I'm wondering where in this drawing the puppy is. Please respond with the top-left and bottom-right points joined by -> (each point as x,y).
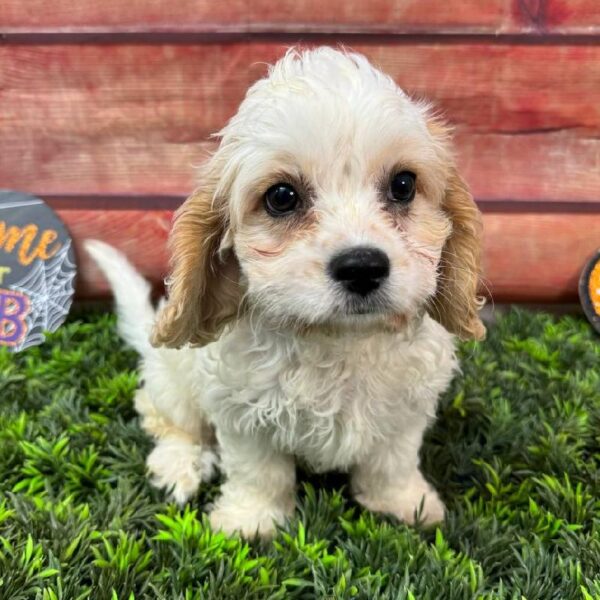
87,47 -> 485,538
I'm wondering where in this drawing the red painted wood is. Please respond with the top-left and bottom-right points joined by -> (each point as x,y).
2,44 -> 599,202
454,132 -> 600,203
60,209 -> 600,302
4,0 -> 598,34
545,0 -> 600,34
64,210 -> 172,296
0,0 -> 522,33
482,213 -> 600,301
5,133 -> 598,204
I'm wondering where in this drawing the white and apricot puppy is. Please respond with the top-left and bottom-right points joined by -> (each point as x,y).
88,47 -> 485,538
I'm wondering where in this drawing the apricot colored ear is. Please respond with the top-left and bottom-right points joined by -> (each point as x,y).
429,169 -> 486,341
152,181 -> 240,348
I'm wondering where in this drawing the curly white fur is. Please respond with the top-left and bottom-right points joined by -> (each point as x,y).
86,47 -> 484,538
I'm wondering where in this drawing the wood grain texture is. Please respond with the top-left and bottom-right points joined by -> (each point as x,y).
0,0 -> 523,34
61,209 -> 600,302
5,133 -> 599,204
454,132 -> 600,204
482,212 -> 600,301
2,43 -> 599,202
545,0 -> 600,34
64,210 -> 172,296
4,0 -> 599,34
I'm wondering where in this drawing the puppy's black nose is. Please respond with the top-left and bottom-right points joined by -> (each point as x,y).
329,246 -> 390,296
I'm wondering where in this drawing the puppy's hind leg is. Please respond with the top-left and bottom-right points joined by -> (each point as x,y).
135,386 -> 217,505
84,240 -> 215,504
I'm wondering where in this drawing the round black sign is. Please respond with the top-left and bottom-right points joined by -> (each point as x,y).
0,191 -> 76,351
579,249 -> 600,335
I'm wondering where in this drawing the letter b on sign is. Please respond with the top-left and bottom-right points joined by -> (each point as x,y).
0,289 -> 30,347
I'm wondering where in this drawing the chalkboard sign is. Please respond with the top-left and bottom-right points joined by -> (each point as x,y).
0,191 -> 76,351
579,250 -> 600,334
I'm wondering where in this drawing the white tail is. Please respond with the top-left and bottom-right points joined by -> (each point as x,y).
84,240 -> 156,354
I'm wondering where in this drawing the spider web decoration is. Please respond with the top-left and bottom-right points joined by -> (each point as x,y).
10,241 -> 76,351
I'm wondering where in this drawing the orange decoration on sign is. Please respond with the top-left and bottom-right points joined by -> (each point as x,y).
0,222 -> 62,266
588,261 -> 600,317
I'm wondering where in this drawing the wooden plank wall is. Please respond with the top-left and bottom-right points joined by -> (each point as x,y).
1,0 -> 599,302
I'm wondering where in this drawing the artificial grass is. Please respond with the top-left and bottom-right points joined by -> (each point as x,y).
0,309 -> 599,599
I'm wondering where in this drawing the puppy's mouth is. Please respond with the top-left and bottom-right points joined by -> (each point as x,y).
338,292 -> 391,317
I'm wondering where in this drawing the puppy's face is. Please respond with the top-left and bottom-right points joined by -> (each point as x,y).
152,49 -> 485,347
230,72 -> 451,329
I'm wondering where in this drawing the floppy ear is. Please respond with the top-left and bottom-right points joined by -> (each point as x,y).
151,167 -> 241,348
429,168 -> 486,341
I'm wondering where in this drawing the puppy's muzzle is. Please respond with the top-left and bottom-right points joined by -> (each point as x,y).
329,246 -> 390,297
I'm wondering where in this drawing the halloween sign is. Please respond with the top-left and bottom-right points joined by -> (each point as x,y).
580,250 -> 600,334
0,191 -> 76,351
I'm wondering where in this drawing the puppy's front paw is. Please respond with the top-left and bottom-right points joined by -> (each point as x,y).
146,435 -> 217,505
396,486 -> 445,525
356,472 -> 445,525
209,492 -> 294,539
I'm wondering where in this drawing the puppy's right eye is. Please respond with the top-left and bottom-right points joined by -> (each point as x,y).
388,171 -> 416,204
264,184 -> 299,216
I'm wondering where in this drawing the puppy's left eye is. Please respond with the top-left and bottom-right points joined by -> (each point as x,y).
388,171 -> 416,203
264,184 -> 300,217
